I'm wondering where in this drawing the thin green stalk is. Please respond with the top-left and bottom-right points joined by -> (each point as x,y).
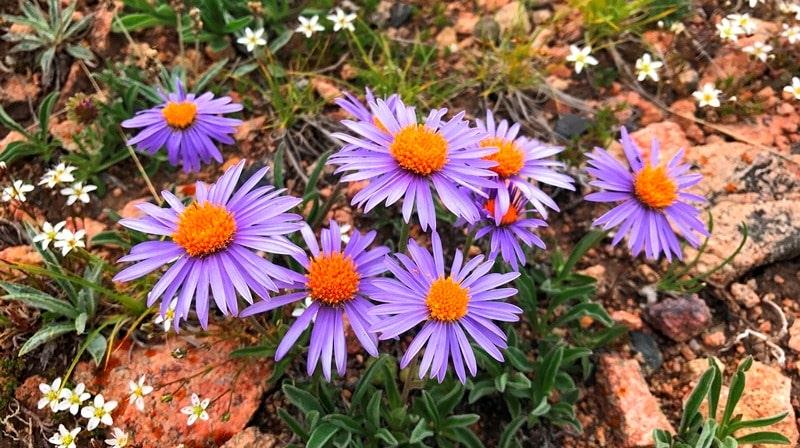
398,221 -> 410,253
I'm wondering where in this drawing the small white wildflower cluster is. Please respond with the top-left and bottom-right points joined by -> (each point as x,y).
39,375 -> 154,447
692,83 -> 723,108
39,162 -> 97,206
180,393 -> 211,426
717,13 -> 757,42
33,221 -> 86,256
295,6 -> 357,38
1,180 -> 34,202
634,53 -> 664,82
566,45 -> 598,74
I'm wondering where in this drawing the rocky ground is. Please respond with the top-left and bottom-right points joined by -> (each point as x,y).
2,0 -> 800,447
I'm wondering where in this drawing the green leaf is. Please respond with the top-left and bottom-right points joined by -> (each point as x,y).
0,141 -> 41,163
447,426 -> 484,448
498,415 -> 526,448
652,429 -> 672,448
530,397 -> 551,417
232,62 -> 258,77
85,333 -> 107,365
420,391 -> 440,426
273,142 -> 286,188
533,345 -> 563,403
0,103 -> 29,135
0,281 -> 78,318
365,390 -> 382,428
727,412 -> 789,435
322,414 -> 361,434
90,230 -> 131,249
409,418 -> 433,444
65,44 -> 95,62
222,16 -> 252,33
468,380 -> 496,404
19,322 -> 74,356
495,372 -> 508,393
194,58 -> 229,92
269,28 -> 292,53
735,431 -> 791,444
229,345 -> 274,358
279,408 -> 309,441
74,312 -> 87,334
374,428 -> 398,446
722,370 -> 746,427
303,150 -> 332,200
113,13 -> 170,32
352,355 -> 389,405
306,423 -> 339,448
559,230 -> 607,278
679,366 -> 715,434
40,46 -> 55,79
283,384 -> 324,414
444,414 -> 479,428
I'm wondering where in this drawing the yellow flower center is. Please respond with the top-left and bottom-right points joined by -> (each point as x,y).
484,198 -> 519,225
47,391 -> 58,400
94,408 -> 106,418
162,101 -> 197,129
633,164 -> 678,209
306,252 -> 360,305
62,435 -> 74,444
173,202 -> 237,257
426,277 -> 469,322
390,125 -> 448,176
481,137 -> 525,178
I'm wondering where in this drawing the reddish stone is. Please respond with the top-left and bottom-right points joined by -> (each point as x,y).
646,295 -> 711,342
14,374 -> 49,417
73,334 -> 271,448
119,198 -> 150,220
598,354 -> 674,447
221,427 -> 278,448
610,310 -> 643,331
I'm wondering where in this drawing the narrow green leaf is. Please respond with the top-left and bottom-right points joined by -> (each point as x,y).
194,58 -> 229,92
735,431 -> 791,444
283,384 -> 324,414
303,150 -> 332,199
0,281 -> 78,317
85,333 -> 107,365
19,322 -> 74,356
498,415 -> 526,448
409,418 -> 433,444
679,367 -> 715,434
306,423 -> 339,448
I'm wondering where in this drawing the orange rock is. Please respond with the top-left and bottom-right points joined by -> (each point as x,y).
0,131 -> 26,154
0,75 -> 40,104
669,99 -> 704,143
455,12 -> 479,34
73,335 -> 271,448
311,77 -> 342,102
66,217 -> 107,243
435,26 -> 458,49
700,49 -> 765,86
221,427 -> 278,448
234,116 -> 266,141
119,197 -> 150,220
0,245 -> 43,267
610,310 -> 643,331
598,355 -> 674,446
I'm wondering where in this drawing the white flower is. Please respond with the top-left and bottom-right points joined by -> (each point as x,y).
53,229 -> 86,256
105,427 -> 130,447
180,393 -> 210,426
294,16 -> 325,38
670,22 -> 686,34
153,298 -> 177,332
716,18 -> 743,42
60,182 -> 97,206
1,180 -> 34,202
748,0 -> 762,6
743,41 -> 772,62
128,375 -> 153,412
565,45 -> 598,74
80,394 -> 117,430
692,83 -> 722,108
295,15 -> 325,38
727,13 -> 757,35
33,221 -> 67,250
48,424 -> 81,448
38,377 -> 68,412
326,8 -> 357,32
782,24 -> 800,44
635,53 -> 663,82
236,27 -> 266,52
57,382 -> 90,415
39,163 -> 77,188
784,76 -> 800,99
791,3 -> 800,20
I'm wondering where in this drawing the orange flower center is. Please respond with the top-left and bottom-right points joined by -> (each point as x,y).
426,277 -> 469,321
481,137 -> 525,178
633,164 -> 678,209
484,198 -> 519,225
173,202 -> 237,257
162,101 -> 197,129
390,125 -> 448,176
306,252 -> 360,305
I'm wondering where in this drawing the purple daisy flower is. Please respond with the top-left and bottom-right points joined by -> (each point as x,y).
475,111 -> 575,223
335,87 -> 399,126
113,160 -> 305,329
472,187 -> 547,270
585,127 -> 708,261
330,99 -> 497,230
121,78 -> 243,173
370,233 -> 521,383
241,220 -> 389,381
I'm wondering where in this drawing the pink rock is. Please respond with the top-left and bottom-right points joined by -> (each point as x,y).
73,334 -> 271,448
221,427 -> 279,448
646,295 -> 711,342
119,198 -> 150,220
598,354 -> 674,447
